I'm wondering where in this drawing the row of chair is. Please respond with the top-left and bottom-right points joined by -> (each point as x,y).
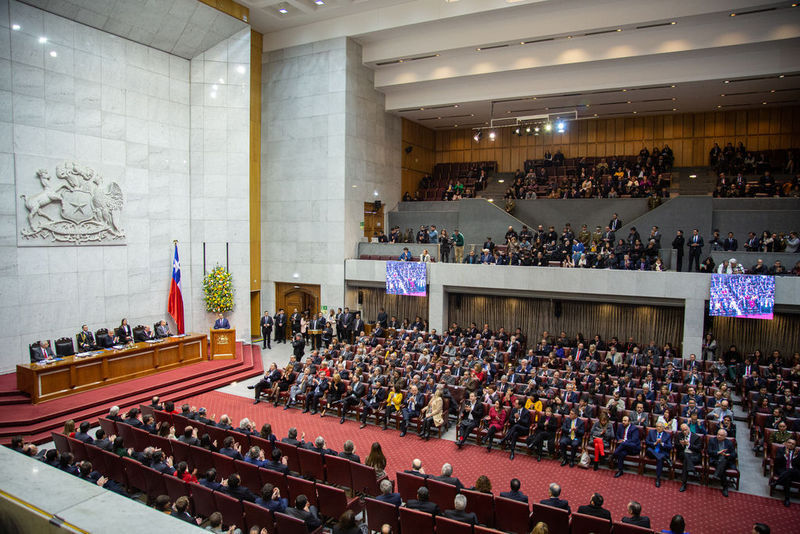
29,323 -> 169,359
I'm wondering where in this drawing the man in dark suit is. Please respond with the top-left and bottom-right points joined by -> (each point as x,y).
134,325 -> 154,342
341,374 -> 366,424
222,473 -> 256,502
338,440 -> 360,463
645,421 -> 672,487
31,340 -> 56,362
281,427 -> 305,447
621,501 -> 651,528
613,415 -> 641,478
178,426 -> 200,447
155,320 -> 171,338
540,483 -> 570,513
500,478 -> 528,503
434,463 -> 464,490
260,310 -> 273,349
404,458 -> 428,478
116,319 -> 133,343
352,312 -> 365,338
559,408 -> 585,467
609,213 -> 622,231
76,325 -> 96,351
708,428 -> 737,497
285,494 -> 322,531
200,468 -> 223,490
770,438 -> 800,506
405,487 -> 439,515
376,478 -> 402,506
360,381 -> 387,428
456,392 -> 484,447
274,308 -> 287,343
290,308 -> 301,336
687,228 -> 704,272
724,232 -> 738,251
123,408 -> 144,428
304,371 -> 329,414
93,429 -> 113,451
443,494 -> 478,525
306,436 -> 337,457
253,363 -> 283,405
151,450 -> 176,475
265,448 -> 289,475
499,398 -> 530,460
672,230 -> 685,272
677,423 -> 703,492
219,436 -> 244,460
213,313 -> 230,329
400,385 -> 425,437
341,307 -> 354,343
577,493 -> 612,521
74,422 -> 94,443
376,308 -> 388,329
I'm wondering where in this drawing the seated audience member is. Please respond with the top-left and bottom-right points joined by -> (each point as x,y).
76,325 -> 97,351
769,438 -> 799,507
285,494 -> 322,531
223,473 -> 257,502
338,440 -> 360,463
577,492 -> 611,521
171,496 -> 196,524
500,478 -> 528,503
621,500 -> 650,528
540,482 -> 570,512
265,447 -> 289,475
405,486 -> 440,515
134,325 -> 154,342
155,320 -> 171,338
74,422 -> 94,444
376,478 -> 402,506
256,483 -> 288,513
31,340 -> 56,362
665,514 -> 687,534
333,510 -> 363,534
117,318 -> 133,343
434,462 -> 464,490
200,468 -> 222,490
443,494 -> 478,525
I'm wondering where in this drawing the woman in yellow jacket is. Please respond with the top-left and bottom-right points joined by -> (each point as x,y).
419,388 -> 444,440
383,385 -> 403,430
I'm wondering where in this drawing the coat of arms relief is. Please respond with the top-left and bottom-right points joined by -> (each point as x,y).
19,162 -> 125,244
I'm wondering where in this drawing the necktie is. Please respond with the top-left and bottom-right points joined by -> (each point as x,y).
655,432 -> 662,453
570,420 -> 575,440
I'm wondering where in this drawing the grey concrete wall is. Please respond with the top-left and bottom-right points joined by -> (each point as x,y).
397,201 -> 459,212
712,211 -> 800,240
512,198 -> 650,233
388,210 -> 460,238
358,242 -> 440,260
709,251 -> 800,272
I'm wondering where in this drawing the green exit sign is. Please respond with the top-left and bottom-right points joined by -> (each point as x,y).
322,306 -> 328,311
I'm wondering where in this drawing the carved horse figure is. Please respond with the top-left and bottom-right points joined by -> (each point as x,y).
20,170 -> 62,231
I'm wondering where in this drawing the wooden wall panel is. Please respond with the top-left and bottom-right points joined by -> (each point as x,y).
402,118 -> 436,194
431,107 -> 799,171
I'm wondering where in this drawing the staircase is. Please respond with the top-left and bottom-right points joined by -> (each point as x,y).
0,342 -> 264,444
476,171 -> 514,200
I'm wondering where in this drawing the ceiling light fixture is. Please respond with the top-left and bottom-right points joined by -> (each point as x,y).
779,74 -> 785,78
544,123 -> 552,132
49,50 -> 57,57
278,8 -> 288,14
724,80 -> 730,84
11,24 -> 20,31
315,0 -> 325,5
473,130 -> 482,142
488,131 -> 496,141
556,121 -> 566,132
38,36 -> 47,43
670,21 -> 677,25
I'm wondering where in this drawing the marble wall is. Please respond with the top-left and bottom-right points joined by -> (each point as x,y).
188,29 -> 251,339
0,1 -> 251,372
260,37 -> 400,315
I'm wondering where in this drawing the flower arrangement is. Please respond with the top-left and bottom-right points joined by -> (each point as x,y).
203,265 -> 234,313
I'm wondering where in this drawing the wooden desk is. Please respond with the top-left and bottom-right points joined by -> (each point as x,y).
16,334 -> 207,404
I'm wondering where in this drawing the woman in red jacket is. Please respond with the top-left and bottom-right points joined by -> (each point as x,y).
480,399 -> 507,452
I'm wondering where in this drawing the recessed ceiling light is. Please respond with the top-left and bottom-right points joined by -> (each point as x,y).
724,80 -> 730,84
454,124 -> 458,127
616,28 -> 622,32
770,89 -> 775,93
779,74 -> 785,78
671,85 -> 676,88
671,97 -> 676,101
730,13 -> 736,17
622,89 -> 627,92
476,48 -> 481,51
454,104 -> 459,108
593,114 -> 598,117
236,65 -> 246,74
670,21 -> 677,25
717,105 -> 722,108
762,101 -> 767,105
672,108 -> 677,111
11,24 -> 20,31
315,0 -> 325,5
721,94 -> 726,96
38,36 -> 47,43
49,50 -> 57,57
567,36 -> 572,39
278,8 -> 288,14
632,111 -> 637,114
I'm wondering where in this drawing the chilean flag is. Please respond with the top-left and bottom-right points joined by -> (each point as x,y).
168,243 -> 185,334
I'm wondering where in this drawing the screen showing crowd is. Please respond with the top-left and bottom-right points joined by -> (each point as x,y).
709,273 -> 775,320
386,261 -> 427,297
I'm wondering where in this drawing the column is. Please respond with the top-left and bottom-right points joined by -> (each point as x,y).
428,282 -> 446,334
681,298 -> 705,359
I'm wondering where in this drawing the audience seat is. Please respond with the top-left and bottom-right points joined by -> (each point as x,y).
427,478 -> 459,512
212,452 -> 236,480
122,457 -> 148,494
277,442 -> 301,474
213,491 -> 245,529
287,475 -> 317,508
612,521 -> 655,534
55,337 -> 75,357
97,417 -> 117,438
99,449 -> 128,489
397,471 -> 426,503
259,467 -> 289,498
435,515 -> 473,534
366,498 -> 400,533
296,447 -> 326,481
399,507 -> 435,533
461,488 -> 494,527
243,500 -> 274,532
493,495 -> 530,533
249,435 -> 274,458
475,526 -> 506,534
275,511 -> 323,534
188,482 -> 217,518
67,437 -> 89,462
234,460 -> 262,493
531,503 -> 569,534
51,432 -> 70,454
570,511 -> 611,534
351,462 -> 385,497
170,439 -> 191,468
323,454 -> 353,490
316,483 -> 362,520
164,475 -> 191,506
142,465 -> 168,501
189,446 -> 215,476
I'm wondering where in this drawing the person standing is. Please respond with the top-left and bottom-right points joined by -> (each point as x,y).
672,230 -> 685,272
274,309 -> 287,344
260,310 -> 273,349
453,229 -> 465,264
687,228 -> 704,272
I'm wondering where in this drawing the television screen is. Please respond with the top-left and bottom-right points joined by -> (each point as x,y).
709,274 -> 775,320
386,261 -> 427,297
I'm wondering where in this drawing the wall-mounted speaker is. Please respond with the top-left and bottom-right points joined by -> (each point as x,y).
374,200 -> 381,211
405,146 -> 413,154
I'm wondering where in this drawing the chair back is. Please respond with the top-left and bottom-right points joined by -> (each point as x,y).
397,471 -> 426,503
259,467 -> 289,498
531,503 -> 569,534
189,445 -> 215,476
84,444 -> 107,475
51,432 -> 70,453
296,447 -> 326,481
612,521 -> 655,534
277,442 -> 301,474
399,507 -> 435,533
28,341 -> 42,361
213,491 -> 245,529
571,512 -> 612,534
287,475 -> 317,508
365,498 -> 400,533
97,417 -> 117,438
171,439 -> 191,467
435,515 -> 474,534
475,526 -> 506,534
212,452 -> 236,480
187,482 -> 216,518
427,478 -> 459,511
243,500 -> 275,532
55,337 -> 75,357
99,449 -> 128,488
67,437 -> 88,462
142,465 -> 168,500
234,460 -> 262,493
462,488 -> 494,527
323,454 -> 353,489
275,512 -> 321,534
249,435 -> 274,458
153,410 -> 173,427
122,457 -> 147,493
350,462 -> 382,496
150,434 -> 173,457
494,496 -> 531,534
316,483 -> 350,519
163,473 -> 190,503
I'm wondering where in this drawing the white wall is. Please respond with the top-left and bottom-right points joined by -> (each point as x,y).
0,1 -> 251,372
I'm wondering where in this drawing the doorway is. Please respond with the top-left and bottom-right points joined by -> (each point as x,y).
274,282 -> 321,341
363,201 -> 384,240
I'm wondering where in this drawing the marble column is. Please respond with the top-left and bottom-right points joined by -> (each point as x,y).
681,297 -> 705,359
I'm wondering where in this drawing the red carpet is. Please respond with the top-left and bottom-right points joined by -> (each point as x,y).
0,343 -> 263,444
180,390 -> 796,534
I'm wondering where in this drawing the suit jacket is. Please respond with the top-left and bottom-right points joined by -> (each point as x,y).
214,318 -> 231,329
117,325 -> 133,342
645,429 -> 672,452
274,313 -> 286,328
338,451 -> 360,463
134,329 -> 153,342
616,424 -> 641,448
707,437 -> 737,462
31,345 -> 56,362
405,393 -> 425,413
265,459 -> 289,475
434,475 -> 464,491
499,490 -> 528,503
540,497 -> 570,513
155,325 -> 170,338
724,238 -> 738,251
224,484 -> 257,502
200,478 -> 223,491
77,331 -> 96,349
376,492 -> 402,507
561,417 -> 585,439
285,506 -> 322,530
774,447 -> 800,475
577,504 -> 611,521
260,315 -> 273,332
676,432 -> 703,456
406,500 -> 439,515
444,509 -> 478,525
509,407 -> 531,429
74,431 -> 94,444
622,516 -> 651,528
461,401 -> 484,423
219,447 -> 244,461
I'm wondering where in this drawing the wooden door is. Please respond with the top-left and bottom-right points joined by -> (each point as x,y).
363,201 -> 384,239
274,282 -> 321,340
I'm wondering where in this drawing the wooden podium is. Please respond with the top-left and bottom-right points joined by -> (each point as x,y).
210,328 -> 236,360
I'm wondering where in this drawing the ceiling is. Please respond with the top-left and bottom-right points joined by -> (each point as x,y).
17,0 -> 248,59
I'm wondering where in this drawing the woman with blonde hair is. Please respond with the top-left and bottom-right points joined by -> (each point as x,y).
531,521 -> 549,534
63,419 -> 75,436
419,388 -> 443,440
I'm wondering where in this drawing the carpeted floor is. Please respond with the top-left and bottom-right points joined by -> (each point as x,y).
179,390 -> 796,534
